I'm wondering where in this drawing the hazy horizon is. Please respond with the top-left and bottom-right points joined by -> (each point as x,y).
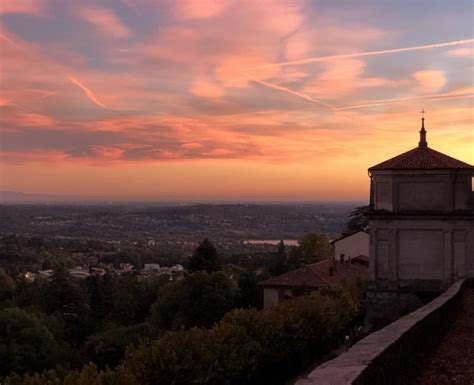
0,190 -> 367,205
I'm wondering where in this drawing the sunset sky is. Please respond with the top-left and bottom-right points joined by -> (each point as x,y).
0,0 -> 473,201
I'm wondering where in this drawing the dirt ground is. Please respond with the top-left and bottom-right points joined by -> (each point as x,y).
413,288 -> 474,385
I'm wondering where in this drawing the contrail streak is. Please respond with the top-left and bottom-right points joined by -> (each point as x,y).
248,39 -> 474,70
248,76 -> 335,109
68,76 -> 107,108
0,32 -> 18,46
334,90 -> 474,111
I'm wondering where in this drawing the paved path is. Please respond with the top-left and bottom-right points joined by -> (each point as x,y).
414,287 -> 474,385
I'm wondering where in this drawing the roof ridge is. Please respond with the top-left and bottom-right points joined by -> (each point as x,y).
369,145 -> 473,171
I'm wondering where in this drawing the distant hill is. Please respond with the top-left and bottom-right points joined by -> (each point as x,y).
0,191 -> 86,203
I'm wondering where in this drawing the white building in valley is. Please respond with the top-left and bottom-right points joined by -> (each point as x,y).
331,230 -> 369,263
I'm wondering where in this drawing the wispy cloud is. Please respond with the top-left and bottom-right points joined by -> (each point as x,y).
68,76 -> 107,108
79,6 -> 129,38
248,76 -> 335,109
334,89 -> 474,110
249,39 -> 474,70
0,32 -> 18,46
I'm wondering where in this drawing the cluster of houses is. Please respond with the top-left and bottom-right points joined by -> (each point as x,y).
23,263 -> 184,282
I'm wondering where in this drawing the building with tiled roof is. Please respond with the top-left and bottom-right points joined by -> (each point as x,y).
366,116 -> 474,324
259,259 -> 367,308
331,230 -> 369,263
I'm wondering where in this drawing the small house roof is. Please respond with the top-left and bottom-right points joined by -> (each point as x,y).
330,230 -> 368,244
258,259 -> 367,289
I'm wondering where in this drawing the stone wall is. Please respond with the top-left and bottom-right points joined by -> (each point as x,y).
294,279 -> 469,385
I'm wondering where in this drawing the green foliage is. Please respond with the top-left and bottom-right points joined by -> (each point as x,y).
150,271 -> 238,330
296,233 -> 332,264
3,364 -> 139,385
0,269 -> 15,302
5,280 -> 366,385
235,270 -> 260,309
85,323 -> 153,369
0,308 -> 63,377
188,238 -> 220,273
128,279 -> 366,385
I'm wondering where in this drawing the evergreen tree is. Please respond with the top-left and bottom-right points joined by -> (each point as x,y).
270,240 -> 287,276
346,205 -> 369,234
188,238 -> 220,273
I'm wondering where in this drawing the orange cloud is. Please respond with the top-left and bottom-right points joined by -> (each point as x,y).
79,6 -> 130,38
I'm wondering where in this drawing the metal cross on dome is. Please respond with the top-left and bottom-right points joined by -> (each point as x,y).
420,108 -> 427,118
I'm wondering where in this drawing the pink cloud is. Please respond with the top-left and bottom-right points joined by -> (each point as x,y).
173,0 -> 233,20
79,6 -> 130,38
190,77 -> 224,98
447,47 -> 474,57
0,0 -> 46,15
412,70 -> 446,93
301,58 -> 389,100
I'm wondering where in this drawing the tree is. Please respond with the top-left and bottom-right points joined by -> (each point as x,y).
188,238 -> 220,273
0,269 -> 15,302
346,205 -> 369,234
85,323 -> 152,369
0,308 -> 62,377
150,271 -> 237,330
41,268 -> 90,342
297,233 -> 332,264
270,241 -> 287,276
236,270 -> 260,309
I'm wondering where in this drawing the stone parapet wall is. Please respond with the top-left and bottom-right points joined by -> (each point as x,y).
294,279 -> 468,385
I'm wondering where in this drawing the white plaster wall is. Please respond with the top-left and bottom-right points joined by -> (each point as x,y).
263,288 -> 280,309
370,218 -> 474,288
398,230 -> 444,280
334,232 -> 369,262
372,171 -> 473,213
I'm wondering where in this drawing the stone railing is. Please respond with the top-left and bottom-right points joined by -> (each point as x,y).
295,279 -> 468,385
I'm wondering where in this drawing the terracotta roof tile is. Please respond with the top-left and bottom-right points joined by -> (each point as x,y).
258,259 -> 367,289
369,146 -> 473,171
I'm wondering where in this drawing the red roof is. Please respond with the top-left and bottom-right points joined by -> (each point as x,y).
258,259 -> 367,289
369,146 -> 473,171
